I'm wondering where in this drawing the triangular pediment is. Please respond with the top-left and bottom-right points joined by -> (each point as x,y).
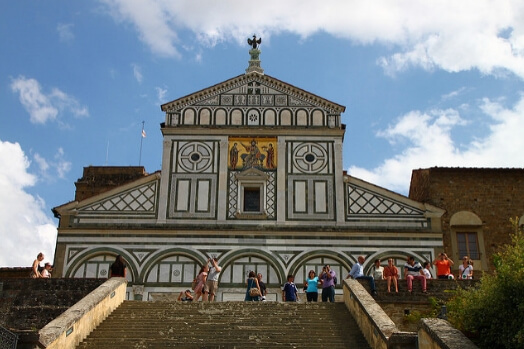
54,172 -> 161,219
161,73 -> 345,114
344,175 -> 445,218
234,167 -> 268,181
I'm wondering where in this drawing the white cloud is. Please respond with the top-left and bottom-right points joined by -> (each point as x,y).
348,94 -> 524,194
57,23 -> 75,42
54,147 -> 72,179
98,0 -> 524,79
441,87 -> 467,101
10,76 -> 58,124
155,86 -> 167,103
10,76 -> 89,124
132,63 -> 143,83
34,153 -> 50,172
99,0 -> 180,57
0,140 -> 57,267
33,148 -> 72,180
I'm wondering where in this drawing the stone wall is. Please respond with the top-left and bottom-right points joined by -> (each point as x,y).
0,277 -> 105,346
40,278 -> 127,349
357,279 -> 478,332
0,267 -> 32,278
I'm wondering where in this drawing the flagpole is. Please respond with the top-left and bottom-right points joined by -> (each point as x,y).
105,140 -> 109,165
139,121 -> 145,166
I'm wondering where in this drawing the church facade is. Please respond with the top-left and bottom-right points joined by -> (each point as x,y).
52,43 -> 445,301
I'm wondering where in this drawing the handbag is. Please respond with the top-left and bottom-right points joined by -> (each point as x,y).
191,279 -> 197,290
249,287 -> 261,297
248,278 -> 260,297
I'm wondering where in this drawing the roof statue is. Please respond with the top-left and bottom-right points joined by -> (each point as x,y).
246,35 -> 264,74
247,35 -> 262,49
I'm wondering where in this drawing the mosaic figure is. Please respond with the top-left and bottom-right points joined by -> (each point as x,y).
230,143 -> 239,169
241,139 -> 265,169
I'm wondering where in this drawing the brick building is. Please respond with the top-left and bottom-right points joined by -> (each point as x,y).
409,167 -> 524,273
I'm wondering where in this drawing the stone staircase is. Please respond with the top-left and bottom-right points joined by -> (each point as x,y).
78,301 -> 371,348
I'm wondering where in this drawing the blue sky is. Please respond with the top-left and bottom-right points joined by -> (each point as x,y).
1,1 -> 523,267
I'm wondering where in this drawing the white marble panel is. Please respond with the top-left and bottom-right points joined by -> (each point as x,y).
264,110 -> 276,125
147,265 -> 158,282
294,181 -> 307,212
85,263 -> 97,278
280,110 -> 292,125
184,264 -> 195,281
183,109 -> 195,125
176,180 -> 190,211
312,110 -> 324,126
172,263 -> 182,283
315,181 -> 327,213
197,180 -> 210,212
232,264 -> 243,283
297,109 -> 308,126
158,264 -> 170,282
231,109 -> 243,125
215,109 -> 226,125
199,108 -> 211,125
74,265 -> 85,278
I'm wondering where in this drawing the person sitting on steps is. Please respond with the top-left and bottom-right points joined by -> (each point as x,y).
404,256 -> 427,293
346,255 -> 378,296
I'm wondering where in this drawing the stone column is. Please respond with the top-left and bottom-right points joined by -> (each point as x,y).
132,284 -> 145,301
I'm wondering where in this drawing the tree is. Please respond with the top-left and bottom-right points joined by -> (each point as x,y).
447,217 -> 524,348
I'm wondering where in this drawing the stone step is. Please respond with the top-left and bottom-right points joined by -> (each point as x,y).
78,301 -> 371,348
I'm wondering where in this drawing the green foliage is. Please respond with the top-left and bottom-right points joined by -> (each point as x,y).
446,217 -> 524,348
404,297 -> 441,325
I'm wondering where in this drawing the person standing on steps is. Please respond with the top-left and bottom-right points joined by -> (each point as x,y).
245,271 -> 261,301
304,270 -> 320,302
257,273 -> 267,301
282,274 -> 298,302
319,264 -> 336,302
206,257 -> 222,302
109,255 -> 127,278
193,264 -> 209,302
30,252 -> 45,278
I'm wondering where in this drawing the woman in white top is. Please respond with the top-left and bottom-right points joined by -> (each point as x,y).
422,261 -> 433,279
370,259 -> 384,281
459,256 -> 474,279
41,263 -> 52,278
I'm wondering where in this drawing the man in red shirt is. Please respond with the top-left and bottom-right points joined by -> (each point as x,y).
433,252 -> 455,279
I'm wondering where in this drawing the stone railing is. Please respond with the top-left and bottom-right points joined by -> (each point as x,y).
343,279 -> 478,349
343,279 -> 417,349
38,278 -> 127,349
419,318 -> 477,349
